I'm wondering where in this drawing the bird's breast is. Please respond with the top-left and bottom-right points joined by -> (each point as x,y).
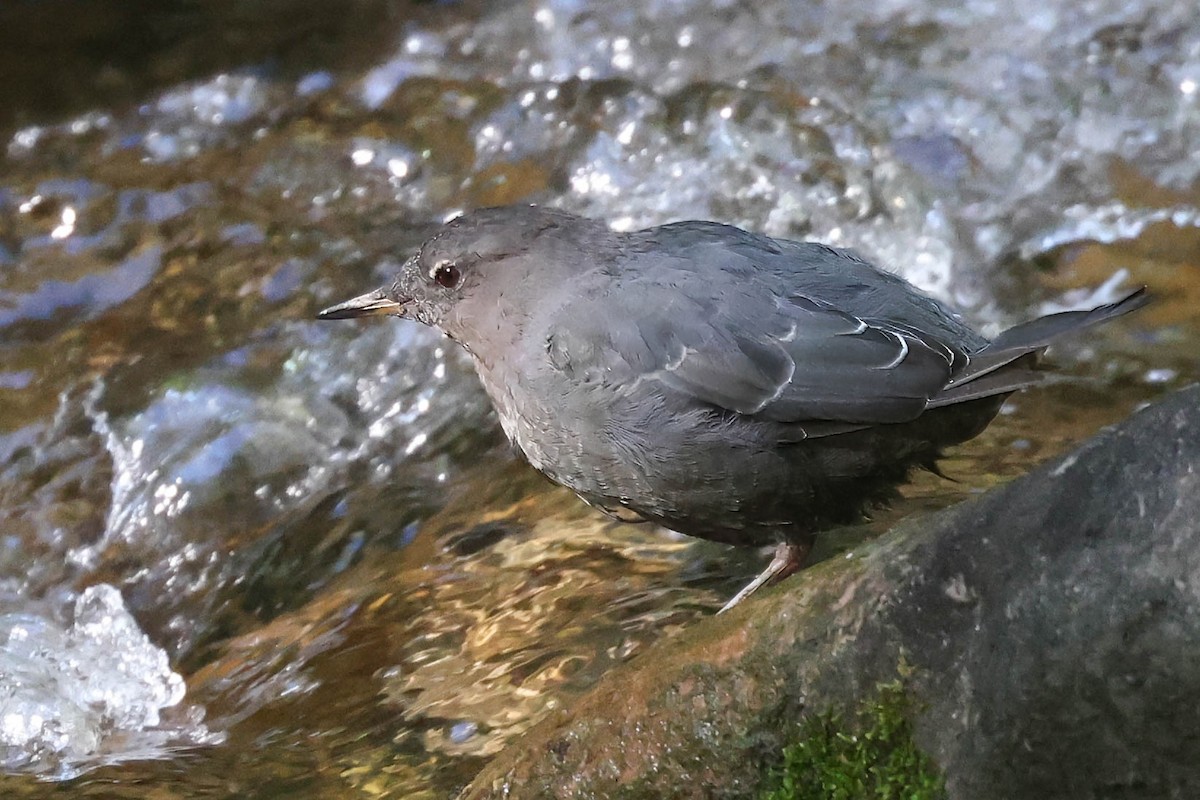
470,356 -> 557,472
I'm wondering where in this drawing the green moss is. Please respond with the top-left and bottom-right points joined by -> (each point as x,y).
759,681 -> 946,800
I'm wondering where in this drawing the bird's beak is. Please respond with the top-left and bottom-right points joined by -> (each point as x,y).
317,289 -> 405,320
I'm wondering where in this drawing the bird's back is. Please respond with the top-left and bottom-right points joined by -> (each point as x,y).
632,220 -> 989,352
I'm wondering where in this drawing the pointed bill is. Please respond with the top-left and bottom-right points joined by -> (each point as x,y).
317,289 -> 404,320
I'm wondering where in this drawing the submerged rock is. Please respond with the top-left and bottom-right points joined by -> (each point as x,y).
463,384 -> 1200,800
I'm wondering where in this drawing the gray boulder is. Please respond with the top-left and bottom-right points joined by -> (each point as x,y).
462,384 -> 1200,800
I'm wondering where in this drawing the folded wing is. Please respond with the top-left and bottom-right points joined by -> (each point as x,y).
544,228 -> 1146,439
546,269 -> 969,433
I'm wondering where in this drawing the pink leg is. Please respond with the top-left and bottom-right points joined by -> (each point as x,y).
718,539 -> 813,614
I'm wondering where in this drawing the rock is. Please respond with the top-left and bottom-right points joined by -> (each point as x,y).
461,384 -> 1200,800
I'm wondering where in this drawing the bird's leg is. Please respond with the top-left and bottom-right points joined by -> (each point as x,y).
718,537 -> 813,614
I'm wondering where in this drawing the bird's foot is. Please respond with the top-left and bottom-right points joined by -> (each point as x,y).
717,539 -> 812,614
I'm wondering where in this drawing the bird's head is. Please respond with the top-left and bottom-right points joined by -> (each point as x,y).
318,205 -> 605,343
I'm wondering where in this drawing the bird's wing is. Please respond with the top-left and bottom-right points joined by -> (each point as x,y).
545,269 -> 967,430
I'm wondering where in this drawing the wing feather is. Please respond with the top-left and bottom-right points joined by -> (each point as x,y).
546,265 -> 966,427
538,224 -> 1142,436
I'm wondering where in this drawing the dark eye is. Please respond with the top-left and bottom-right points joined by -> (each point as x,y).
432,261 -> 461,289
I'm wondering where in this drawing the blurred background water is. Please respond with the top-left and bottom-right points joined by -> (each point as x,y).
0,0 -> 1196,796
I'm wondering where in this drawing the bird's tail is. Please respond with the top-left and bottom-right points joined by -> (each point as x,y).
926,287 -> 1149,409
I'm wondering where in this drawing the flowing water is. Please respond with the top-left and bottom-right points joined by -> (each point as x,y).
0,0 -> 1197,796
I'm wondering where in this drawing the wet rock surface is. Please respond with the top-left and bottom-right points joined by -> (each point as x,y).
464,384 -> 1200,800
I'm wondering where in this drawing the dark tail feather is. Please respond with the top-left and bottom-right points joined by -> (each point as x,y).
987,287 -> 1150,351
930,287 -> 1149,407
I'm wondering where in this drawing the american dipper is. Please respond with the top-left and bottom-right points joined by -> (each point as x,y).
319,206 -> 1148,612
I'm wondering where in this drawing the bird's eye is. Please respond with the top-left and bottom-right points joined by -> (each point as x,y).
432,261 -> 461,289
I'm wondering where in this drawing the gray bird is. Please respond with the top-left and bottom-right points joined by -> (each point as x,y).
319,206 -> 1148,612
